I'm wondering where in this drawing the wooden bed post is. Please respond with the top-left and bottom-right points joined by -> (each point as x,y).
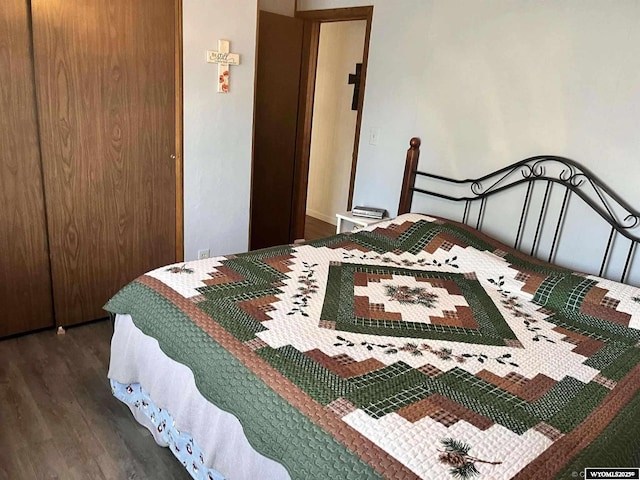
398,137 -> 421,214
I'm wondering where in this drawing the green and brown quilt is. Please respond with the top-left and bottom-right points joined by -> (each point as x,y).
105,214 -> 640,479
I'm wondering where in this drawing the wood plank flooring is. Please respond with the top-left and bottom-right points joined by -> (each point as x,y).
303,215 -> 335,241
0,320 -> 190,480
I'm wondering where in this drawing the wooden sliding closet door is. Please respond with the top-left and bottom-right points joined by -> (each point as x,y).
0,0 -> 55,337
31,0 -> 177,326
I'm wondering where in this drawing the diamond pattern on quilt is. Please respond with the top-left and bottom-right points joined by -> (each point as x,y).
504,339 -> 525,348
592,374 -> 617,389
191,294 -> 207,304
244,338 -> 268,351
236,296 -> 279,322
320,262 -> 518,345
318,320 -> 336,329
326,397 -> 357,417
533,422 -> 564,441
305,349 -> 385,378
417,363 -> 444,377
397,393 -> 494,430
203,265 -> 246,286
117,214 -> 640,480
475,370 -> 557,402
516,270 -> 550,295
553,326 -> 606,356
600,296 -> 620,309
261,253 -> 295,274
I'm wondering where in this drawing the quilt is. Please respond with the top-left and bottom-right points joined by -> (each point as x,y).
105,214 -> 640,479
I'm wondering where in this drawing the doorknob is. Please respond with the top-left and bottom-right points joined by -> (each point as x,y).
170,154 -> 176,159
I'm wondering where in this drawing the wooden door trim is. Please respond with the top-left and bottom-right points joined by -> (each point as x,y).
290,19 -> 319,241
290,6 -> 373,240
175,0 -> 184,262
347,9 -> 372,211
295,6 -> 372,22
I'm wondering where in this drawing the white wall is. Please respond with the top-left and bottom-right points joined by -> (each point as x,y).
298,0 -> 640,217
183,0 -> 257,260
306,20 -> 367,225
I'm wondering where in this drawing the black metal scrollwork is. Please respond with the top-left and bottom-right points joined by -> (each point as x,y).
415,156 -> 640,238
410,155 -> 640,283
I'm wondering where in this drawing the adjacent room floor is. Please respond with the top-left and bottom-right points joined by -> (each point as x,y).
303,215 -> 335,241
0,320 -> 189,480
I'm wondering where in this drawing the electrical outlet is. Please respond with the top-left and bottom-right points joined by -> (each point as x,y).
198,249 -> 210,260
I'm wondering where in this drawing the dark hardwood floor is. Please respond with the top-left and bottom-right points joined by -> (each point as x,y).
303,215 -> 335,241
0,320 -> 190,480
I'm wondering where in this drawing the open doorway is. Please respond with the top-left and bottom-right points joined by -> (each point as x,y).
303,20 -> 368,240
250,6 -> 372,250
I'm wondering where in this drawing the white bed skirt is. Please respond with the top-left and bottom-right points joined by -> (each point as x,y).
108,314 -> 290,480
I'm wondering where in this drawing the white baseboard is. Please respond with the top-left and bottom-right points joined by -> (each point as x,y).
306,208 -> 337,226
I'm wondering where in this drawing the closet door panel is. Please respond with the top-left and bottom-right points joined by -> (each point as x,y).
32,0 -> 176,326
0,0 -> 54,337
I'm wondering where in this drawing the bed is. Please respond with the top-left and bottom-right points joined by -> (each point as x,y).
106,138 -> 640,479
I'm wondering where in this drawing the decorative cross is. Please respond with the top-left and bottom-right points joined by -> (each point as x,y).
347,63 -> 362,111
207,40 -> 240,93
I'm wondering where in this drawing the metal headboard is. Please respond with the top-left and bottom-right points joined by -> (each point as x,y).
398,137 -> 640,284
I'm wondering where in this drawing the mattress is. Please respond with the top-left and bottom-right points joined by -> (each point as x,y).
106,213 -> 640,479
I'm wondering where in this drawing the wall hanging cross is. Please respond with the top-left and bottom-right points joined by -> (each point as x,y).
207,40 -> 240,93
348,63 -> 362,110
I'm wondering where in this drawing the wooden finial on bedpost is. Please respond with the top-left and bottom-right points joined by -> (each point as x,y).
398,137 -> 421,215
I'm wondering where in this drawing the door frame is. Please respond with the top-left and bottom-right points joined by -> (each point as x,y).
290,6 -> 373,241
175,0 -> 185,261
